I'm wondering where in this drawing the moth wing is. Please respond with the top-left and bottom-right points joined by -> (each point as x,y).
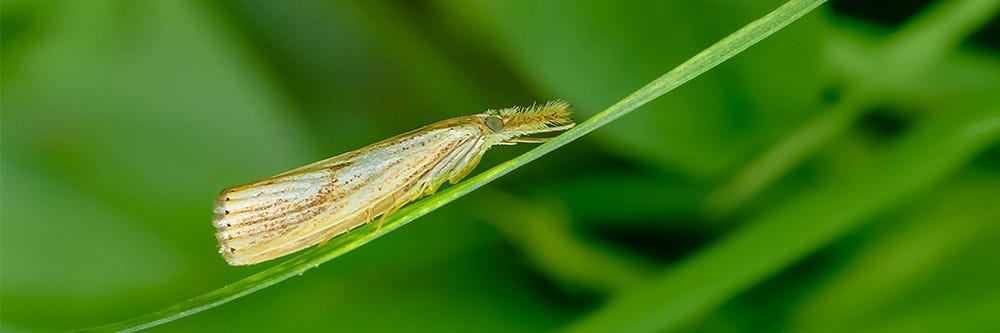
215,124 -> 487,265
213,151 -> 358,265
244,138 -> 477,261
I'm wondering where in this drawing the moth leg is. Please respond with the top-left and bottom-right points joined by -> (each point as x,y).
319,226 -> 350,247
503,137 -> 552,145
318,222 -> 344,246
364,206 -> 375,225
377,192 -> 409,231
319,230 -> 336,246
376,206 -> 396,231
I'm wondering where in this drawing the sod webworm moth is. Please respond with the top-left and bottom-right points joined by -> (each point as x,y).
213,101 -> 574,265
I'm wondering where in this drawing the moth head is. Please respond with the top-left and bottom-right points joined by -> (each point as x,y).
485,114 -> 505,132
482,100 -> 575,138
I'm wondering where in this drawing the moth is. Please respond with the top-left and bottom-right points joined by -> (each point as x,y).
213,101 -> 574,265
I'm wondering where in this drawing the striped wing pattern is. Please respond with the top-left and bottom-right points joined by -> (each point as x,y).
213,126 -> 485,265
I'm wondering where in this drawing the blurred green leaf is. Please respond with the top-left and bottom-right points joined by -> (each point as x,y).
704,0 -> 1000,216
564,103 -> 1000,332
546,174 -> 704,224
2,0 -> 311,329
788,170 -> 1000,332
470,190 -> 657,295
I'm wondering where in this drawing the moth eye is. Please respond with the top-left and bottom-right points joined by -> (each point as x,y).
485,116 -> 504,132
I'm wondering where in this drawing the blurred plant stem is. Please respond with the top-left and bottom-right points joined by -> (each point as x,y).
469,190 -> 656,295
787,170 -> 1000,332
703,0 -> 1000,218
565,101 -> 1000,333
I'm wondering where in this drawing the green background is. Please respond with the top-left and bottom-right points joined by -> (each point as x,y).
2,0 -> 998,332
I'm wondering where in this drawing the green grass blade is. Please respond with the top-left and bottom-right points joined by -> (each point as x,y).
77,0 -> 825,331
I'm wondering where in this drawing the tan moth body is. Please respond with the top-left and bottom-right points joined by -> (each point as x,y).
213,101 -> 574,265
